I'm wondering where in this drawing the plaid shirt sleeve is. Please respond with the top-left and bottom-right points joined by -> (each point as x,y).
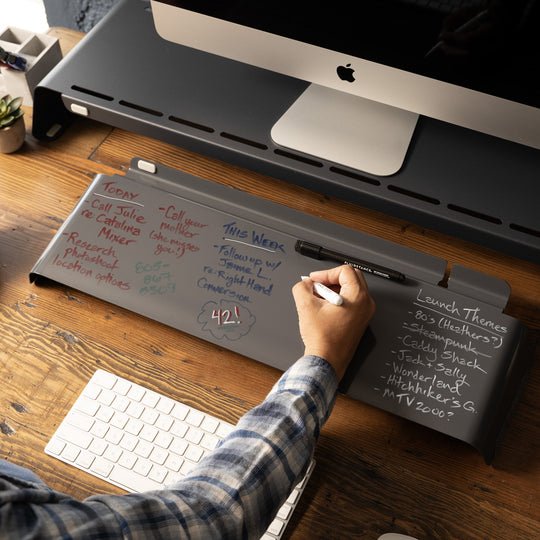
0,355 -> 338,539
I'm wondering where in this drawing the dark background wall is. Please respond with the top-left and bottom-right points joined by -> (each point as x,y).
43,0 -> 120,32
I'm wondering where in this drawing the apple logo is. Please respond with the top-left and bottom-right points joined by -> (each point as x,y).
337,63 -> 355,82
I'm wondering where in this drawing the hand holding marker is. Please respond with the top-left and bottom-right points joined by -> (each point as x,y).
301,276 -> 343,305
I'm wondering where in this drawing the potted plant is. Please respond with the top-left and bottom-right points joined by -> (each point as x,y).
0,95 -> 25,153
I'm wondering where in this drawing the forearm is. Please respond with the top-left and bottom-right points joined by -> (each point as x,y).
94,355 -> 338,539
1,355 -> 338,539
191,354 -> 339,537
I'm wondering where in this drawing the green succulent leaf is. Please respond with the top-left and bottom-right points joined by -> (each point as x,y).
7,97 -> 22,111
0,95 -> 24,128
0,115 -> 15,127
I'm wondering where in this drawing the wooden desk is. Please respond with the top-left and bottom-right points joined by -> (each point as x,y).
1,28 -> 539,540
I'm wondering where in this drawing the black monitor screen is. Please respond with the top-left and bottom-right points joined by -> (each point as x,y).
158,1 -> 539,109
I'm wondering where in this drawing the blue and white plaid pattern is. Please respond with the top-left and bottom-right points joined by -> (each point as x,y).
0,356 -> 337,539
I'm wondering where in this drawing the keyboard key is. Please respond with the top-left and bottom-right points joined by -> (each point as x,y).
180,460 -> 196,475
133,458 -> 152,477
155,414 -> 173,432
267,518 -> 285,537
112,395 -> 130,413
91,457 -> 114,478
103,445 -> 122,463
46,438 -> 65,456
127,385 -> 145,402
76,451 -> 95,470
164,454 -> 183,472
105,426 -> 123,446
140,408 -> 159,425
185,427 -> 203,445
89,438 -> 107,456
66,411 -> 94,432
125,418 -> 143,436
85,382 -> 101,400
134,440 -> 153,459
170,421 -> 188,438
74,396 -> 100,417
156,396 -> 174,414
119,433 -> 138,452
97,389 -> 115,406
149,465 -> 168,484
155,431 -> 173,449
276,503 -> 292,520
201,416 -> 219,433
216,422 -> 234,439
150,447 -> 168,466
170,438 -> 188,456
118,452 -> 137,470
171,403 -> 189,420
96,405 -> 115,423
114,378 -> 131,396
186,410 -> 204,427
93,370 -> 116,389
110,465 -> 161,492
62,444 -> 80,462
140,424 -> 158,442
201,433 -> 220,451
56,423 -> 93,450
184,445 -> 204,463
126,401 -> 144,419
91,420 -> 109,439
110,411 -> 128,429
286,488 -> 300,505
142,391 -> 160,409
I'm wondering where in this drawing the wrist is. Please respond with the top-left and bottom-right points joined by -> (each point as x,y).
304,348 -> 346,381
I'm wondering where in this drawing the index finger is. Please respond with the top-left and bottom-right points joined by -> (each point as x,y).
309,265 -> 367,299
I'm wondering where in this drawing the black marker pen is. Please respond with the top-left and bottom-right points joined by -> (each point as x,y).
295,240 -> 406,283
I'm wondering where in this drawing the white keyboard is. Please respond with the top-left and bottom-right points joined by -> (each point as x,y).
45,369 -> 314,540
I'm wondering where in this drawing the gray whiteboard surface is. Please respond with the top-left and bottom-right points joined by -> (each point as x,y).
31,158 -> 530,463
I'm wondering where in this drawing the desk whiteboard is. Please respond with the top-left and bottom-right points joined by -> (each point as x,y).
31,159 -> 531,463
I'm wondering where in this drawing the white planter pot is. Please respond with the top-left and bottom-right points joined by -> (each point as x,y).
0,116 -> 25,153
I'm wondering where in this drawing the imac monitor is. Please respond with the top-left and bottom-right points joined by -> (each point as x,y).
150,1 -> 540,176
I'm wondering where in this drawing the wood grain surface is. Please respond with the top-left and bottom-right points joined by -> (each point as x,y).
0,28 -> 538,540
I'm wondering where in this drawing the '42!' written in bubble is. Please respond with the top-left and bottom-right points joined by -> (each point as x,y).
197,300 -> 256,341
